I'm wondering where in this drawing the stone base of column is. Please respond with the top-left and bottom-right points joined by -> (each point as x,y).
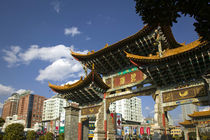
107,130 -> 115,140
64,105 -> 80,140
93,103 -> 105,140
93,129 -> 105,140
107,113 -> 115,140
153,125 -> 164,134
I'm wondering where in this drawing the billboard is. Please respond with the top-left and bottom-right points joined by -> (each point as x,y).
116,113 -> 122,136
59,111 -> 65,134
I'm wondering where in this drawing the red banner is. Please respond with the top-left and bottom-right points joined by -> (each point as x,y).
146,127 -> 150,135
140,127 -> 144,135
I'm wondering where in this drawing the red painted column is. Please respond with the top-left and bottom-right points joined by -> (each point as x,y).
78,122 -> 82,140
162,113 -> 166,135
104,120 -> 107,139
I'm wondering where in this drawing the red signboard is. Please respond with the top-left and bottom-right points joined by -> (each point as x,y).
146,127 -> 150,135
140,127 -> 144,135
113,70 -> 143,88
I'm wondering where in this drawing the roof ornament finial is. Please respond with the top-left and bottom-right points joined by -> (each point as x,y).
104,43 -> 109,48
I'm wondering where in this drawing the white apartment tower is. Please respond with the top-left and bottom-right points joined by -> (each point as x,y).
181,103 -> 198,120
42,95 -> 67,121
109,97 -> 143,122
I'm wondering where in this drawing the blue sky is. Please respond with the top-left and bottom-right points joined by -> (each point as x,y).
0,0 -> 202,121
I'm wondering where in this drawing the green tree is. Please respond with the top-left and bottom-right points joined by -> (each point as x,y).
134,0 -> 210,42
45,132 -> 54,140
3,123 -> 24,140
58,133 -> 64,140
38,135 -> 45,140
0,118 -> 5,127
26,130 -> 37,140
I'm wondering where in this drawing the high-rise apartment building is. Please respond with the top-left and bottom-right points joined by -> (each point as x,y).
109,97 -> 143,122
42,95 -> 67,121
181,104 -> 198,120
1,93 -> 20,120
17,93 -> 46,128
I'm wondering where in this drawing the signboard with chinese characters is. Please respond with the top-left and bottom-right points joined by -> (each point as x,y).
162,85 -> 206,103
113,69 -> 143,88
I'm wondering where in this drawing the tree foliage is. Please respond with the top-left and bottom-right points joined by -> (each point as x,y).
26,130 -> 37,140
45,132 -> 54,140
58,133 -> 64,140
3,123 -> 24,140
0,118 -> 5,127
134,0 -> 210,42
38,135 -> 45,140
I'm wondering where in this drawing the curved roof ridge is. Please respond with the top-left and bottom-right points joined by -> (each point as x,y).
71,24 -> 157,58
179,120 -> 193,126
125,39 -> 207,61
49,77 -> 83,91
188,110 -> 210,118
49,69 -> 109,93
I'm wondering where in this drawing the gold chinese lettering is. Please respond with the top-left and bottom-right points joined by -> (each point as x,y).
131,73 -> 136,82
120,77 -> 125,85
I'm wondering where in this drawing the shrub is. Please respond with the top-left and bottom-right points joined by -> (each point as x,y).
3,123 -> 24,140
45,132 -> 54,140
58,133 -> 64,140
26,130 -> 37,140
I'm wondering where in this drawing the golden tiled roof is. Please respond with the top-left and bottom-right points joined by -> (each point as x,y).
71,24 -> 179,60
125,40 -> 207,62
49,69 -> 110,93
188,110 -> 210,118
179,120 -> 193,126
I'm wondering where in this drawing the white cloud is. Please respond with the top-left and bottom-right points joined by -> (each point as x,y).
86,21 -> 92,25
36,59 -> 82,81
2,46 -> 21,67
61,80 -> 79,86
19,45 -> 73,63
16,89 -> 34,95
0,84 -> 15,96
199,106 -> 210,111
145,106 -> 150,110
3,45 -> 74,65
51,0 -> 60,13
64,27 -> 81,37
3,44 -> 89,82
0,102 -> 3,109
149,110 -> 155,114
86,37 -> 91,41
0,84 -> 33,97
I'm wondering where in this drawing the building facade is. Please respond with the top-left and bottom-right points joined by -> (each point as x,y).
1,93 -> 20,120
41,95 -> 67,134
109,97 -> 143,122
181,104 -> 198,120
17,93 -> 46,128
42,95 -> 67,121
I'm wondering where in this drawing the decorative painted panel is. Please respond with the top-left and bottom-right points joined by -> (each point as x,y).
162,85 -> 206,103
81,105 -> 101,116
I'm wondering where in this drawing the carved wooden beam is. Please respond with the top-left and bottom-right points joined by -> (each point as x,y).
109,52 -> 123,69
102,55 -> 116,71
